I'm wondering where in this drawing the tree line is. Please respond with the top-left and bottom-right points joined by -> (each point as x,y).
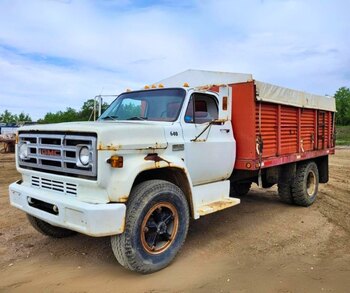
1,87 -> 350,125
0,99 -> 109,124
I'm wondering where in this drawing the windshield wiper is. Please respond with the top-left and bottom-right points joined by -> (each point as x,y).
100,115 -> 118,120
127,116 -> 148,120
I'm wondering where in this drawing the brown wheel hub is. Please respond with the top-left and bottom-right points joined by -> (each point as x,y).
306,170 -> 316,197
141,202 -> 179,254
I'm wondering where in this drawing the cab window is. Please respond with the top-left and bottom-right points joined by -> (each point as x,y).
184,93 -> 218,124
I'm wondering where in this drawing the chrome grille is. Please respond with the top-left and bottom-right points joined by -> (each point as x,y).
18,132 -> 97,178
31,176 -> 78,196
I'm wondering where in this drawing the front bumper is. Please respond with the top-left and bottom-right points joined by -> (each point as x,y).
9,181 -> 126,237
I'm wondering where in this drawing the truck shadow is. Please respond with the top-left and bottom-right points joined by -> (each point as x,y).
27,187 -> 303,275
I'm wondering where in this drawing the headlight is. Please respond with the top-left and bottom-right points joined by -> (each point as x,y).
19,143 -> 29,160
78,146 -> 90,166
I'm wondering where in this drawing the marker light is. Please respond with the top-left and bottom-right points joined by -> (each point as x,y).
108,155 -> 123,168
183,82 -> 189,87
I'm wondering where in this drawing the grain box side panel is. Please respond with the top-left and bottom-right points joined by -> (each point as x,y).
317,111 -> 330,149
255,102 -> 278,158
280,106 -> 298,155
300,109 -> 315,152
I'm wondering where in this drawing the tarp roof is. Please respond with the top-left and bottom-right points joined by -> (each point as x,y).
155,69 -> 336,112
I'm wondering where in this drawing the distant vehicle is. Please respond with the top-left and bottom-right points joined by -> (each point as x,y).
9,70 -> 335,273
0,124 -> 18,135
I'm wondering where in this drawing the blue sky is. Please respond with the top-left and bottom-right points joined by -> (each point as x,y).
0,0 -> 349,120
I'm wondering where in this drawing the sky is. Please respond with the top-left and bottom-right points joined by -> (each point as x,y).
0,0 -> 349,120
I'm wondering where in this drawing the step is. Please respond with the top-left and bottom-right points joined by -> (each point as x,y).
197,197 -> 240,216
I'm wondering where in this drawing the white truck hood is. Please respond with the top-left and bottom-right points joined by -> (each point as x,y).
19,121 -> 168,151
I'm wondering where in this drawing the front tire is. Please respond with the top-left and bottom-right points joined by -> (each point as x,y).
111,180 -> 189,274
27,214 -> 76,238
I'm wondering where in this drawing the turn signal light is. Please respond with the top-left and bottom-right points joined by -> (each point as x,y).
108,156 -> 123,168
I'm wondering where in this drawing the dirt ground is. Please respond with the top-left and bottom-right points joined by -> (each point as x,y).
0,148 -> 349,293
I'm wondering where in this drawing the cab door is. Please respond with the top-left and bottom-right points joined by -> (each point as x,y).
180,92 -> 235,185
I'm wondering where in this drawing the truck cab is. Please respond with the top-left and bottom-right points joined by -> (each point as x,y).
9,84 -> 239,273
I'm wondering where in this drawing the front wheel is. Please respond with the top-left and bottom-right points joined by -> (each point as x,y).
111,180 -> 189,274
27,214 -> 76,238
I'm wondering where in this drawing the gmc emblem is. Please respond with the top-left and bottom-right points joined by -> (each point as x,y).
41,149 -> 60,156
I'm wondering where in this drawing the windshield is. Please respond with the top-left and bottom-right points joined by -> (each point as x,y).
99,88 -> 186,122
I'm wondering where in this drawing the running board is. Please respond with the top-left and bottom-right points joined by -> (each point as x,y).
192,180 -> 240,219
197,197 -> 240,216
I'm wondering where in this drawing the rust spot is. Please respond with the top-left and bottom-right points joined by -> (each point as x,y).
98,142 -> 122,151
144,153 -> 171,166
197,198 -> 240,216
99,142 -> 167,151
118,195 -> 128,203
118,217 -> 126,233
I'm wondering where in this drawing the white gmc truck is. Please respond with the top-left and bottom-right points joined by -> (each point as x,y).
9,70 -> 335,273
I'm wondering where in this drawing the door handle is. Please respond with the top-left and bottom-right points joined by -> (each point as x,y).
220,129 -> 230,133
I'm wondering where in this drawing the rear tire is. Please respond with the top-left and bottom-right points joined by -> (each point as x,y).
111,180 -> 189,274
291,162 -> 319,207
278,183 -> 294,204
27,214 -> 76,238
230,182 -> 252,197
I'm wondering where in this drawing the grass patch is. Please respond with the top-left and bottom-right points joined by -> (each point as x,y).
336,125 -> 350,145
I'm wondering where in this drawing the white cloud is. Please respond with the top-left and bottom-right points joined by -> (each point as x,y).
0,0 -> 349,119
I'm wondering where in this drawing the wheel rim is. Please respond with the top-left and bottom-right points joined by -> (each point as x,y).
140,202 -> 179,255
306,170 -> 316,197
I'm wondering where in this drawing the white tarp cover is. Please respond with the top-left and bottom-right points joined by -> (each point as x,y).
255,81 -> 335,112
155,70 -> 336,112
156,69 -> 253,88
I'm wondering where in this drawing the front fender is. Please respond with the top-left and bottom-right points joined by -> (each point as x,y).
106,153 -> 194,203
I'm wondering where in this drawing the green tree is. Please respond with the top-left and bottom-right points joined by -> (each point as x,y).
39,107 -> 79,124
334,87 -> 350,125
79,99 -> 109,121
17,112 -> 32,122
0,110 -> 32,123
38,98 -> 110,124
0,110 -> 15,123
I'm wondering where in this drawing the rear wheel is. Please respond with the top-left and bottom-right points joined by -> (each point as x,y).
27,214 -> 76,238
291,162 -> 319,207
230,182 -> 252,197
278,183 -> 294,204
111,180 -> 189,274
